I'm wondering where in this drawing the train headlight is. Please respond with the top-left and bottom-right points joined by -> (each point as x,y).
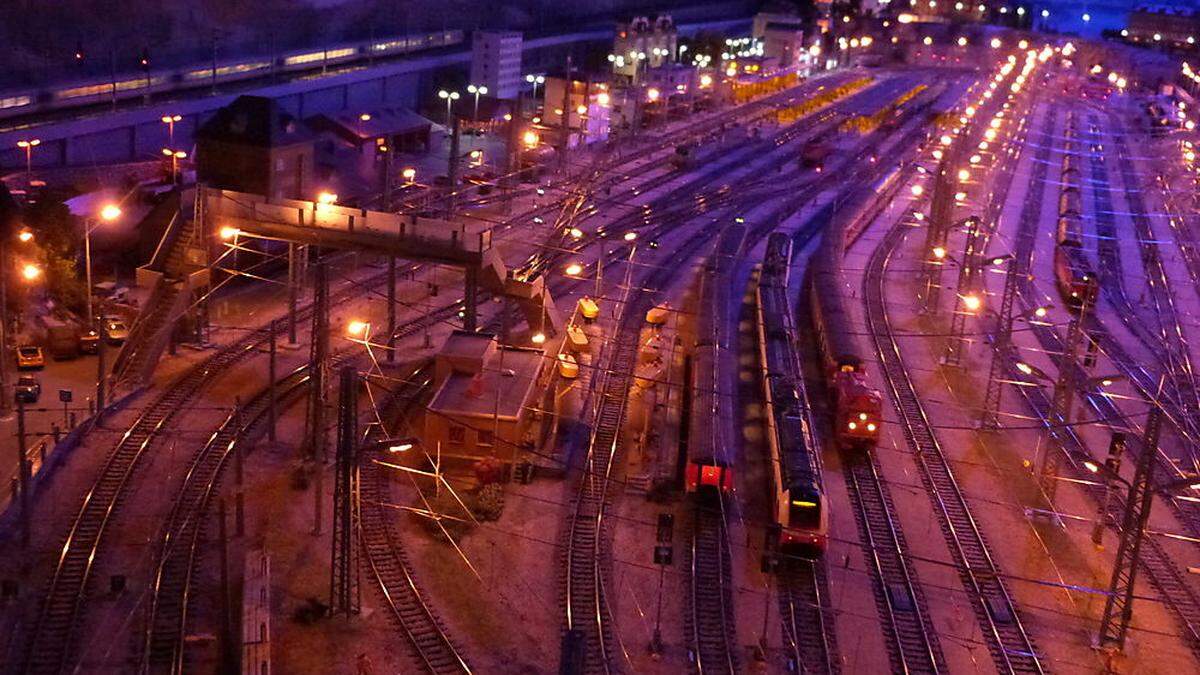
867,423 -> 877,432
858,413 -> 867,421
848,422 -> 857,430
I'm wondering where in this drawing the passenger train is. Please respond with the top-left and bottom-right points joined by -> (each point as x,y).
755,233 -> 828,551
0,30 -> 464,121
684,225 -> 745,496
1053,112 -> 1099,310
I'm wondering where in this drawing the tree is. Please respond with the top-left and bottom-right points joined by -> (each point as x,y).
22,194 -> 87,316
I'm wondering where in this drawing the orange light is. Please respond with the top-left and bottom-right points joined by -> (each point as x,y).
21,264 -> 40,281
100,204 -> 122,221
17,231 -> 33,243
347,320 -> 369,337
317,191 -> 338,205
219,226 -> 240,240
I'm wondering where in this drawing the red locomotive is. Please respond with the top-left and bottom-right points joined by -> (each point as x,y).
808,188 -> 884,452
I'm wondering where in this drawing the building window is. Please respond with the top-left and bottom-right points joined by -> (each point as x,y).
449,425 -> 465,444
478,429 -> 494,447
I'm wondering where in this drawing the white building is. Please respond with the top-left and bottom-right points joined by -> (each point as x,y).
471,31 -> 523,99
612,15 -> 678,80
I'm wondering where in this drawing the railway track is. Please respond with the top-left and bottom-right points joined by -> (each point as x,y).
860,133 -> 1045,675
136,302 -> 462,673
1002,104 -> 1200,660
358,362 -> 473,674
687,506 -> 738,673
776,561 -> 839,675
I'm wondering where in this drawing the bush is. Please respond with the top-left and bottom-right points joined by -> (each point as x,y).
473,483 -> 505,522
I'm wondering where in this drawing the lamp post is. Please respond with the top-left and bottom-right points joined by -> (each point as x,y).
467,84 -> 488,122
88,204 -> 123,329
438,89 -> 460,126
161,114 -> 182,146
17,139 -> 40,178
525,74 -> 545,102
161,148 -> 187,183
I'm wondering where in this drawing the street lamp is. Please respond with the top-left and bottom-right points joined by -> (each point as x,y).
438,89 -> 460,125
162,148 -> 187,183
161,114 -> 182,145
85,203 -> 123,329
16,139 -> 40,178
402,167 -> 417,184
525,74 -> 545,100
20,263 -> 41,282
467,84 -> 488,121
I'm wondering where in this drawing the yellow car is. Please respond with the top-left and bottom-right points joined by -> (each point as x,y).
16,345 -> 45,370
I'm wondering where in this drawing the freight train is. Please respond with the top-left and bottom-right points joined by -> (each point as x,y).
1053,112 -> 1099,310
0,30 -> 464,121
755,232 -> 827,551
807,179 -> 888,452
684,225 -> 745,495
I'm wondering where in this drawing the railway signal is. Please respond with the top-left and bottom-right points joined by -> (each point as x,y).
651,512 -> 674,656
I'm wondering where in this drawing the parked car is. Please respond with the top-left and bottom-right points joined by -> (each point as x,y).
79,328 -> 100,354
15,375 -> 41,403
16,345 -> 45,370
104,320 -> 129,345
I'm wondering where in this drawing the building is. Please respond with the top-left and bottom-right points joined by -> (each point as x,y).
760,19 -> 807,68
1127,5 -> 1200,46
423,331 -> 551,469
612,15 -> 678,80
195,95 -> 315,201
304,107 -> 433,155
540,76 -> 612,147
471,31 -> 523,99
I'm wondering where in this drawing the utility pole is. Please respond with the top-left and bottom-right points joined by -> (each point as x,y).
446,116 -> 461,219
559,54 -> 573,171
941,216 -> 982,367
16,395 -> 29,546
1040,295 -> 1091,506
920,151 -> 958,315
1096,409 -> 1162,653
329,366 -> 361,617
268,319 -> 278,442
505,91 -> 523,213
304,262 -> 329,462
386,257 -> 397,363
287,243 -> 300,347
0,187 -> 13,420
980,260 -> 1020,428
1091,432 -> 1126,547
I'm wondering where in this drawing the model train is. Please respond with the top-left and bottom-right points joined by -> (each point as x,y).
0,30 -> 464,120
684,225 -> 745,496
1053,112 -> 1099,310
755,232 -> 828,551
807,182 -> 885,452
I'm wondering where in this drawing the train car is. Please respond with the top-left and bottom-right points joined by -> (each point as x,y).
800,141 -> 830,171
756,232 -> 828,551
807,189 -> 883,451
685,226 -> 745,496
1058,187 -> 1082,219
670,143 -> 694,170
0,30 -> 465,121
1056,214 -> 1083,247
1055,245 -> 1098,310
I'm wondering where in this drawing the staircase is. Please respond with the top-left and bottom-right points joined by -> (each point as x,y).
111,192 -> 203,389
477,250 -> 565,336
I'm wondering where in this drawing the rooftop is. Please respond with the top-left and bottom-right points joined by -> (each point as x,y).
196,95 -> 314,148
428,345 -> 543,420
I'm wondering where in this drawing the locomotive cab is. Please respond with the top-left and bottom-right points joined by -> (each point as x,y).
833,371 -> 882,448
782,483 -> 828,551
685,457 -> 734,497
